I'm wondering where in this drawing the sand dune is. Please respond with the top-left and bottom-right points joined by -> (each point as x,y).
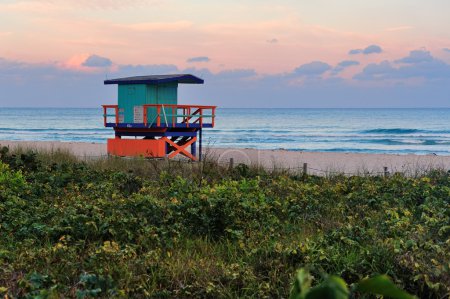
1,140 -> 449,176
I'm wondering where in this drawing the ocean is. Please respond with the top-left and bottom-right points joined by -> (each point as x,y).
0,108 -> 449,155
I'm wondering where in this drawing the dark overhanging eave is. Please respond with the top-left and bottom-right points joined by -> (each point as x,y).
104,74 -> 204,85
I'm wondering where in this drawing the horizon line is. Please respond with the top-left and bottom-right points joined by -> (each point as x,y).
1,106 -> 450,110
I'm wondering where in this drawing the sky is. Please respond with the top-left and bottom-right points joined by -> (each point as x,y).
1,0 -> 450,108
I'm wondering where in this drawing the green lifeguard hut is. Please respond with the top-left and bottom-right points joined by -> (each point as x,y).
102,74 -> 216,160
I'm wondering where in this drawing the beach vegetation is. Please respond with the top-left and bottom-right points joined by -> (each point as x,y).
0,147 -> 448,298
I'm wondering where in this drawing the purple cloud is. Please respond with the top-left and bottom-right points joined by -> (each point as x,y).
354,51 -> 450,80
1,51 -> 450,108
187,56 -> 210,63
349,45 -> 383,55
294,61 -> 331,76
353,61 -> 394,80
331,60 -> 360,75
395,50 -> 433,64
337,60 -> 360,68
349,49 -> 363,55
82,55 -> 112,67
363,45 -> 383,54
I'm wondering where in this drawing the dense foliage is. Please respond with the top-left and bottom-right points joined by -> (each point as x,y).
0,147 -> 449,298
289,268 -> 414,299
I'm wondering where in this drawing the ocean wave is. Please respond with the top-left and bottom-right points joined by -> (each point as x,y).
249,147 -> 449,155
210,131 -> 450,138
311,148 -> 450,155
361,128 -> 421,134
228,137 -> 298,143
361,139 -> 417,145
422,140 -> 450,145
360,128 -> 450,135
209,129 -> 295,134
1,108 -> 449,155
0,128 -> 106,132
359,138 -> 450,146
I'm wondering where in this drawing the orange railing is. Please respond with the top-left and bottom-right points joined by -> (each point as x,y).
102,104 -> 216,128
102,105 -> 119,126
143,104 -> 216,128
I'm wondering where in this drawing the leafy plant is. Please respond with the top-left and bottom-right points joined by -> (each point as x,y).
0,161 -> 27,198
289,268 -> 416,299
76,273 -> 121,298
0,148 -> 448,298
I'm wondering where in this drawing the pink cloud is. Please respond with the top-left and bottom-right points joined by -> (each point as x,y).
1,1 -> 439,76
58,54 -> 117,73
0,0 -> 162,11
385,26 -> 414,32
119,21 -> 193,32
59,54 -> 91,71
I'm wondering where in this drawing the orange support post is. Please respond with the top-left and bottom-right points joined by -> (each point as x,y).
143,106 -> 147,126
172,107 -> 175,127
156,106 -> 161,127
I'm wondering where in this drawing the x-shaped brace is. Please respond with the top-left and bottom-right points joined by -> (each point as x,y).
162,136 -> 197,160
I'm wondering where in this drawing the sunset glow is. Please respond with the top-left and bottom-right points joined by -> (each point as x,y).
1,0 -> 450,107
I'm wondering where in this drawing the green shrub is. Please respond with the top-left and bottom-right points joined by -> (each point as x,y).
0,149 -> 448,298
0,161 -> 27,199
289,268 -> 415,299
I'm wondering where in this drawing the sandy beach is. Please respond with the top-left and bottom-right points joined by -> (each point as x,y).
1,140 -> 449,175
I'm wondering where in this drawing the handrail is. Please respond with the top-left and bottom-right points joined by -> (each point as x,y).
143,104 -> 216,109
103,103 -> 216,128
142,104 -> 216,128
102,104 -> 119,125
161,104 -> 169,126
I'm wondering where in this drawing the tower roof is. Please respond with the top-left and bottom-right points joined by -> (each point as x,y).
104,74 -> 204,85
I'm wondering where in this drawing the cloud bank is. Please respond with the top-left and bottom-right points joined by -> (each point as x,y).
1,47 -> 450,108
355,50 -> 450,81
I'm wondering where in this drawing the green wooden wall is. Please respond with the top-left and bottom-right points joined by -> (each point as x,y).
118,83 -> 178,124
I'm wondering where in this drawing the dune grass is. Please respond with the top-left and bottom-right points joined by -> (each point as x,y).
0,146 -> 448,298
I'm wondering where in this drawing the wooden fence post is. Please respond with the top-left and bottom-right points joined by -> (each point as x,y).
303,163 -> 308,175
229,158 -> 234,171
384,167 -> 389,177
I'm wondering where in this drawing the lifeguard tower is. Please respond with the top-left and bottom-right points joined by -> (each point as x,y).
102,74 -> 216,161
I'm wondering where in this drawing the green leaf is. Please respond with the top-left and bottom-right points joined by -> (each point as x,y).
355,275 -> 416,299
289,268 -> 313,299
306,276 -> 349,299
